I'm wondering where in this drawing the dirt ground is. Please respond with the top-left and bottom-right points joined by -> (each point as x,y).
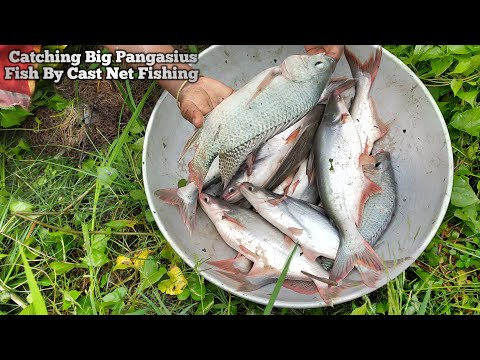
23,45 -> 209,159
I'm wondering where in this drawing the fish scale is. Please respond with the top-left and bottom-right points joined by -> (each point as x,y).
186,53 -> 337,191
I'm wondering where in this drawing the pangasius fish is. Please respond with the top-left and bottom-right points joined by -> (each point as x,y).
183,53 -> 337,192
313,79 -> 384,287
344,46 -> 387,155
198,193 -> 339,306
283,151 -> 319,204
222,104 -> 325,203
240,182 -> 339,261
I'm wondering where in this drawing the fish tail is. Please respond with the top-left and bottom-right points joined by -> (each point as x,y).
215,270 -> 275,292
344,46 -> 383,85
318,78 -> 356,104
313,279 -> 336,307
329,237 -> 384,285
154,184 -> 198,233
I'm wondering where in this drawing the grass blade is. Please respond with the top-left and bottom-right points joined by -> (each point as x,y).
263,243 -> 298,315
188,45 -> 198,54
20,248 -> 48,315
418,281 -> 432,315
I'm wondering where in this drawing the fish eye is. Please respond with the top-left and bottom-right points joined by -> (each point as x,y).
375,162 -> 382,168
315,61 -> 324,67
204,197 -> 209,202
228,187 -> 235,193
248,186 -> 254,191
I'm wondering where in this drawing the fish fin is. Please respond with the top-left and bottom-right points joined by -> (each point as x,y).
285,127 -> 301,144
318,77 -> 355,104
154,186 -> 198,233
301,271 -> 338,286
180,127 -> 202,160
289,179 -> 300,195
215,270 -> 275,292
222,211 -> 244,227
246,151 -> 256,177
247,67 -> 282,105
358,177 -> 382,225
188,159 -> 206,193
247,263 -> 278,278
288,227 -> 304,237
359,153 -> 376,166
312,280 -> 336,307
329,237 -> 384,285
283,279 -> 318,295
306,151 -> 316,184
239,244 -> 257,260
355,265 -> 380,288
301,247 -> 321,262
268,195 -> 287,206
344,46 -> 383,86
369,98 -> 389,138
207,255 -> 253,274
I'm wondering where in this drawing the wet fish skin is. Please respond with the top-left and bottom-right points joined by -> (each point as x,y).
240,182 -> 339,261
314,79 -> 384,286
283,151 -> 319,204
344,46 -> 387,155
186,53 -> 337,192
359,151 -> 396,246
199,193 -> 337,305
222,104 -> 325,203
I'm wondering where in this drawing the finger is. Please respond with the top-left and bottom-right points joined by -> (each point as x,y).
180,99 -> 205,128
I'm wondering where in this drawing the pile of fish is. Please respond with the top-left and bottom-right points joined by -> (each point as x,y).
156,46 -> 397,306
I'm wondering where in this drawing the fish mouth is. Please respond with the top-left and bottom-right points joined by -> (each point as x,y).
221,187 -> 242,203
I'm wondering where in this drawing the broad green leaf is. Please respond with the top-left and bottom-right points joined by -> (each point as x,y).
447,45 -> 471,54
451,55 -> 480,74
20,248 -> 48,315
188,274 -> 206,301
130,189 -> 147,201
101,287 -> 127,314
451,176 -> 479,207
450,79 -> 463,96
428,86 -> 451,101
105,219 -> 138,230
62,290 -> 80,310
0,106 -> 32,128
430,56 -> 454,77
351,302 -> 368,315
177,287 -> 190,301
97,166 -> 118,186
145,209 -> 154,223
75,296 -> 95,315
450,107 -> 480,136
177,179 -> 188,188
129,119 -> 145,135
49,261 -> 83,275
195,294 -> 214,315
47,94 -> 69,111
419,46 -> 442,61
457,89 -> 478,107
130,137 -> 144,152
9,199 -> 33,213
139,267 -> 167,292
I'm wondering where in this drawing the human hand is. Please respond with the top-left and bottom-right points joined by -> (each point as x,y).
304,45 -> 345,62
178,76 -> 234,128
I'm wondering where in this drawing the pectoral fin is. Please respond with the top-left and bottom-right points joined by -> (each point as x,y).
247,67 -> 282,105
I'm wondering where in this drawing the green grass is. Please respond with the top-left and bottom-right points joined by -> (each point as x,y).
1,45 -> 480,315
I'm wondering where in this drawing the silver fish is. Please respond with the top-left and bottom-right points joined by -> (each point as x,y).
155,157 -> 220,233
314,79 -> 384,287
240,182 -> 339,261
283,151 -> 319,204
198,193 -> 338,306
222,104 -> 325,203
359,151 -> 396,246
345,46 -> 387,155
183,53 -> 337,192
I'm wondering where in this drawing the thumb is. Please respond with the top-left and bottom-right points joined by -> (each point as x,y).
180,100 -> 205,128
